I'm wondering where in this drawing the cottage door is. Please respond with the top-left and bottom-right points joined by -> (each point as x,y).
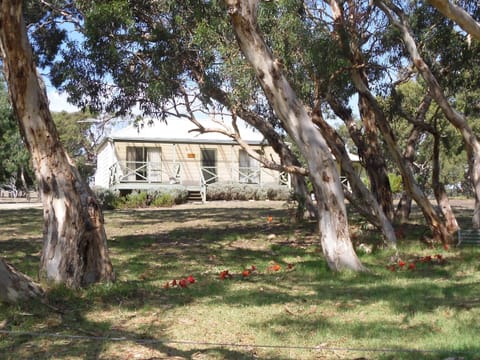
147,148 -> 162,182
126,147 -> 136,181
201,149 -> 217,184
239,150 -> 260,184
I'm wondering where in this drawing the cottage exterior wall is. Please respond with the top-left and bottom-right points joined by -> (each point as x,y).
105,140 -> 281,187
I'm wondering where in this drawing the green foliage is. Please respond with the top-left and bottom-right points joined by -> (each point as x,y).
150,193 -> 175,207
119,191 -> 149,208
0,80 -> 34,189
206,182 -> 290,201
52,111 -> 98,181
388,173 -> 403,194
92,187 -> 120,210
93,187 -> 188,209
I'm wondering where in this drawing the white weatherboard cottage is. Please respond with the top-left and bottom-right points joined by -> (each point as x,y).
94,119 -> 289,201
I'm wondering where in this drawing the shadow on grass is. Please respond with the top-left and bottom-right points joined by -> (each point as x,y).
1,204 -> 479,359
0,297 -> 279,360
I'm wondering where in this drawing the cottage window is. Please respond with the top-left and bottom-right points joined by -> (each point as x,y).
239,150 -> 260,184
126,146 -> 162,182
201,148 -> 217,184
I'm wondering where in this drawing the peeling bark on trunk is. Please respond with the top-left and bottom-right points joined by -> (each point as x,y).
351,67 -> 451,243
312,108 -> 397,245
0,0 -> 115,288
433,130 -> 459,233
358,95 -> 395,221
377,0 -> 480,231
0,258 -> 44,304
225,0 -> 364,271
328,0 -> 395,222
396,192 -> 412,224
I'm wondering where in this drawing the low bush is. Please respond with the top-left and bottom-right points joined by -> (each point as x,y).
92,187 -> 120,210
93,186 -> 188,209
206,182 -> 290,201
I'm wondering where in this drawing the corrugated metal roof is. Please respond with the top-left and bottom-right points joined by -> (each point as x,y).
109,118 -> 265,144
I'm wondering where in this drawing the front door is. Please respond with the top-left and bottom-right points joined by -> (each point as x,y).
147,148 -> 162,182
201,149 -> 217,184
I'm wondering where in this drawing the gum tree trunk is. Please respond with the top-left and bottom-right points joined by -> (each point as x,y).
377,0 -> 480,232
225,0 -> 364,271
0,258 -> 44,304
328,0 -> 395,221
312,108 -> 397,245
0,0 -> 115,288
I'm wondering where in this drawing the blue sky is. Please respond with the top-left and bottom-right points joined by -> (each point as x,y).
47,88 -> 79,112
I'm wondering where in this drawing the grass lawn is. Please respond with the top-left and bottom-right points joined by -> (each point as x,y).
0,200 -> 479,359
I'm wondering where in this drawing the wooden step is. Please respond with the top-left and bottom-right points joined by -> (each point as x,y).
187,190 -> 203,202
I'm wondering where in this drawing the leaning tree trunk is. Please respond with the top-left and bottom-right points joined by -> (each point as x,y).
312,107 -> 397,245
200,82 -> 317,219
395,94 -> 431,224
225,0 -> 364,271
358,95 -> 395,221
0,0 -> 115,288
328,0 -> 395,222
0,258 -> 44,304
377,0 -> 480,231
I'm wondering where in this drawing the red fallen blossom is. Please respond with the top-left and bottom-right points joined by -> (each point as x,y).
444,244 -> 449,251
187,275 -> 196,283
242,269 -> 251,277
171,279 -> 177,286
389,265 -> 397,272
163,281 -> 170,289
421,255 -> 432,263
267,216 -> 273,223
398,261 -> 406,268
408,263 -> 416,270
269,264 -> 281,272
179,279 -> 188,288
219,270 -> 232,280
251,265 -> 257,272
287,263 -> 294,269
435,254 -> 443,260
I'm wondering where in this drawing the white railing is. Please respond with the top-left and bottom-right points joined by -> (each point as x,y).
236,167 -> 261,184
201,166 -> 218,185
109,160 -> 289,188
109,161 -> 178,185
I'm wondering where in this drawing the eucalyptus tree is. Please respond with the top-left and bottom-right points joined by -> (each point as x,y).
47,0 -> 379,269
223,0 -> 366,269
376,0 -> 480,229
427,0 -> 480,41
0,0 -> 115,291
314,0 -> 395,222
385,79 -> 460,232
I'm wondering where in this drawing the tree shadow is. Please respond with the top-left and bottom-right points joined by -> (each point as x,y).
1,203 -> 479,359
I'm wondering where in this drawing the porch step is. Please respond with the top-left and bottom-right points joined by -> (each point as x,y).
187,190 -> 203,202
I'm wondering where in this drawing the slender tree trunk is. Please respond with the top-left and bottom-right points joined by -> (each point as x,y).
0,258 -> 44,304
432,129 -> 459,233
358,96 -> 395,220
396,192 -> 412,224
328,0 -> 395,221
225,0 -> 364,271
199,82 -> 317,218
427,0 -> 480,41
0,0 -> 115,288
312,107 -> 397,245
